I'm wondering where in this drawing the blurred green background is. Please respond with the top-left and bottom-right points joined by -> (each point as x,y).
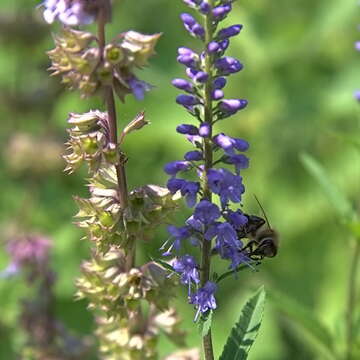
0,0 -> 359,359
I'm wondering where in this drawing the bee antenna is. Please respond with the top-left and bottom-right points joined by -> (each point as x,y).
253,194 -> 271,228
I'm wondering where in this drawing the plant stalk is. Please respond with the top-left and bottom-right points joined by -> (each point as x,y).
345,239 -> 360,360
201,2 -> 215,359
97,7 -> 134,271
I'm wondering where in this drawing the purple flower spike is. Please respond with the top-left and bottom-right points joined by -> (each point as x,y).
219,99 -> 248,116
42,0 -> 99,26
217,25 -> 243,40
190,281 -> 217,321
215,57 -> 243,75
184,150 -> 203,161
199,122 -> 211,137
173,255 -> 200,294
193,200 -> 221,225
176,94 -> 200,106
176,124 -> 199,135
164,160 -> 191,176
172,78 -> 194,92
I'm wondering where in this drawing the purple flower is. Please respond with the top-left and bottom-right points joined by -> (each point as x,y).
207,168 -> 245,208
214,222 -> 239,251
225,209 -> 248,230
212,4 -> 232,20
355,41 -> 360,51
127,77 -> 153,100
161,225 -> 192,255
219,99 -> 248,116
199,2 -> 211,14
217,25 -> 243,40
199,122 -> 211,137
173,255 -> 200,294
184,150 -> 203,161
176,124 -> 199,135
193,200 -> 221,225
207,41 -> 220,53
172,78 -> 194,92
164,160 -> 191,176
7,235 -> 51,267
190,281 -> 217,321
193,71 -> 209,83
226,154 -> 250,174
176,94 -> 200,107
354,90 -> 360,102
213,77 -> 227,89
167,178 -> 200,207
177,47 -> 199,68
221,245 -> 250,270
42,0 -> 100,26
180,13 -> 205,40
213,133 -> 249,154
215,57 -> 243,75
212,89 -> 224,100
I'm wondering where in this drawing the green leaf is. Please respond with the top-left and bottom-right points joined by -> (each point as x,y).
150,258 -> 174,273
300,153 -> 356,221
270,289 -> 336,360
202,310 -> 213,337
219,286 -> 266,360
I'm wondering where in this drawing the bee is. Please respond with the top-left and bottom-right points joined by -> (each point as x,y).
240,196 -> 279,260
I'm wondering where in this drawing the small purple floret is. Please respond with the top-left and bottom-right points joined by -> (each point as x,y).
215,57 -> 243,75
219,99 -> 248,115
173,255 -> 200,294
176,94 -> 200,106
217,25 -> 243,40
190,281 -> 217,321
164,160 -> 191,176
193,200 -> 221,225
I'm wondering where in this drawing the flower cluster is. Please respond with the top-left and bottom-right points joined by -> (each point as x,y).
162,0 -> 260,320
47,27 -> 160,99
42,0 -> 109,26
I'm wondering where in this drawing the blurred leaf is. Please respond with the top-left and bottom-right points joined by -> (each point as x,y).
219,286 -> 266,360
346,221 -> 360,240
270,289 -> 337,360
300,153 -> 356,221
150,257 -> 174,273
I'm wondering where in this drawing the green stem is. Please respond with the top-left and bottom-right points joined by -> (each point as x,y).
201,2 -> 215,359
345,239 -> 360,360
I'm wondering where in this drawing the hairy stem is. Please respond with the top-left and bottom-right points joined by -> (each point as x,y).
201,2 -> 215,359
97,7 -> 134,271
346,239 -> 360,360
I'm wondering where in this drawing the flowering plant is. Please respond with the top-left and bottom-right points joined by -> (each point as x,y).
38,0 -> 272,359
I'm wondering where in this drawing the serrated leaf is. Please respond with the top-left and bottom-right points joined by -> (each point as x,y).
219,286 -> 266,360
202,310 -> 213,337
300,153 -> 356,221
270,289 -> 336,360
